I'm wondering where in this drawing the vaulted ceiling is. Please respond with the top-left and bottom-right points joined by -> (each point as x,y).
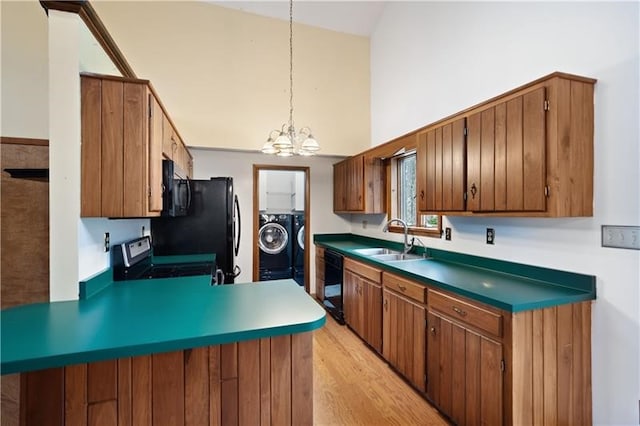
207,1 -> 387,36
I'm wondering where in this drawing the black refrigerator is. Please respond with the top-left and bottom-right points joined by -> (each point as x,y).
151,177 -> 241,284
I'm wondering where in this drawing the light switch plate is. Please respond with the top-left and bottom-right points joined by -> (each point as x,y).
601,225 -> 640,250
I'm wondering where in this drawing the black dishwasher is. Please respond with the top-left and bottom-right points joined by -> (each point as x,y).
323,250 -> 345,324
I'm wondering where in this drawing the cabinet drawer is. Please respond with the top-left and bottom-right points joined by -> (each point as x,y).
344,258 -> 381,283
382,272 -> 426,304
428,290 -> 502,338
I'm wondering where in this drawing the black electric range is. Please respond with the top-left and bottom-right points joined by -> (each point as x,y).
113,236 -> 220,284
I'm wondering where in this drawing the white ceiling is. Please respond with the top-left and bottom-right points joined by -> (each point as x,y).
207,1 -> 387,37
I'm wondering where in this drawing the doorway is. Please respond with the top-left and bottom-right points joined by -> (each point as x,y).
252,165 -> 310,293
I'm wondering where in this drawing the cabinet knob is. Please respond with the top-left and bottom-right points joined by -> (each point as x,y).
384,299 -> 388,310
430,327 -> 436,335
470,183 -> 477,199
398,284 -> 407,292
420,190 -> 425,200
452,306 -> 467,317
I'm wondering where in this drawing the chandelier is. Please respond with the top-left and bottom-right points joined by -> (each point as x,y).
261,0 -> 319,157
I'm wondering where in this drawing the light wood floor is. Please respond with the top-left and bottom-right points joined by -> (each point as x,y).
313,315 -> 449,426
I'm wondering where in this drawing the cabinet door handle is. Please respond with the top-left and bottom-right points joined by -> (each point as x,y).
420,190 -> 425,200
384,299 -> 388,311
398,285 -> 407,292
430,327 -> 436,335
452,306 -> 467,317
470,183 -> 477,199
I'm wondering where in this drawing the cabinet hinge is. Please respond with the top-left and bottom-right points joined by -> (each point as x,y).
544,99 -> 550,111
500,360 -> 505,372
463,127 -> 468,136
463,192 -> 468,201
544,185 -> 550,197
148,186 -> 152,198
148,95 -> 152,118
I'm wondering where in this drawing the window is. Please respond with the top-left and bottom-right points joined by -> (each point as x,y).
390,152 -> 441,237
397,154 -> 416,226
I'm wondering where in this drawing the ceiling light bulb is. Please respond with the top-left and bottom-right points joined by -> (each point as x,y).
301,135 -> 319,152
273,132 -> 293,149
277,148 -> 294,157
261,139 -> 278,154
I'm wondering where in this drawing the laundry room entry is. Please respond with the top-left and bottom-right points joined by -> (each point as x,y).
252,165 -> 310,293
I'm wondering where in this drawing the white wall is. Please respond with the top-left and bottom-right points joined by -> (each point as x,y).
191,148 -> 350,290
1,1 -> 48,139
370,2 -> 640,424
48,10 -> 82,301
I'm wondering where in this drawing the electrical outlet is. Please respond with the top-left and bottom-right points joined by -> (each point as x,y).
602,225 -> 640,250
445,227 -> 452,240
104,232 -> 110,252
486,228 -> 495,245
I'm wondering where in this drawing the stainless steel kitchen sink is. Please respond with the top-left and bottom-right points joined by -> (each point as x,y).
353,247 -> 400,256
353,247 -> 424,262
369,252 -> 423,261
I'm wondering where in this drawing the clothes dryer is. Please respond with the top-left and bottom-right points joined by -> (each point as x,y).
292,213 -> 305,286
258,214 -> 293,280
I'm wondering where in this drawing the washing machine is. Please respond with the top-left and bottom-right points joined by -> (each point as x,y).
292,213 -> 305,286
258,214 -> 293,281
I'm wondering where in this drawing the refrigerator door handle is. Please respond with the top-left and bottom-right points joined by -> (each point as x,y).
234,194 -> 241,256
186,179 -> 192,210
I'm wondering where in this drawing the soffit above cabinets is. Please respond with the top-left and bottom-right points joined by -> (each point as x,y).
79,21 -> 121,76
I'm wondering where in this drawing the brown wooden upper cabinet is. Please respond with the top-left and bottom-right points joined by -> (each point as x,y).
416,72 -> 595,217
333,154 -> 385,213
466,87 -> 547,213
162,114 -> 193,178
81,73 -> 191,218
417,118 -> 466,212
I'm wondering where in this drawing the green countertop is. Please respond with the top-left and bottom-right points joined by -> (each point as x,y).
314,234 -> 595,312
1,277 -> 326,375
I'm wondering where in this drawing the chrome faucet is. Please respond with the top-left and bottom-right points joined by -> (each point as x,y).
382,218 -> 413,254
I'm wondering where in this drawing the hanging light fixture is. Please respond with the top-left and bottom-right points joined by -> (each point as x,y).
261,0 -> 319,157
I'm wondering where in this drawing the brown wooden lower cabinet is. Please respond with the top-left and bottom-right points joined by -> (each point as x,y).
371,267 -> 592,426
427,310 -> 503,425
426,287 -> 592,426
19,332 -> 313,426
343,258 -> 382,354
381,272 -> 427,393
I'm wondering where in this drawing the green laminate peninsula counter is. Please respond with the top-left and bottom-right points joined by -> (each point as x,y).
2,275 -> 325,425
314,233 -> 595,426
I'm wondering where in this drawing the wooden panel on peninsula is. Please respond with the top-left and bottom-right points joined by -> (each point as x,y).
20,333 -> 314,426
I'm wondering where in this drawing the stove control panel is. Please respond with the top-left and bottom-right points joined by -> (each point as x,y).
122,236 -> 152,267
